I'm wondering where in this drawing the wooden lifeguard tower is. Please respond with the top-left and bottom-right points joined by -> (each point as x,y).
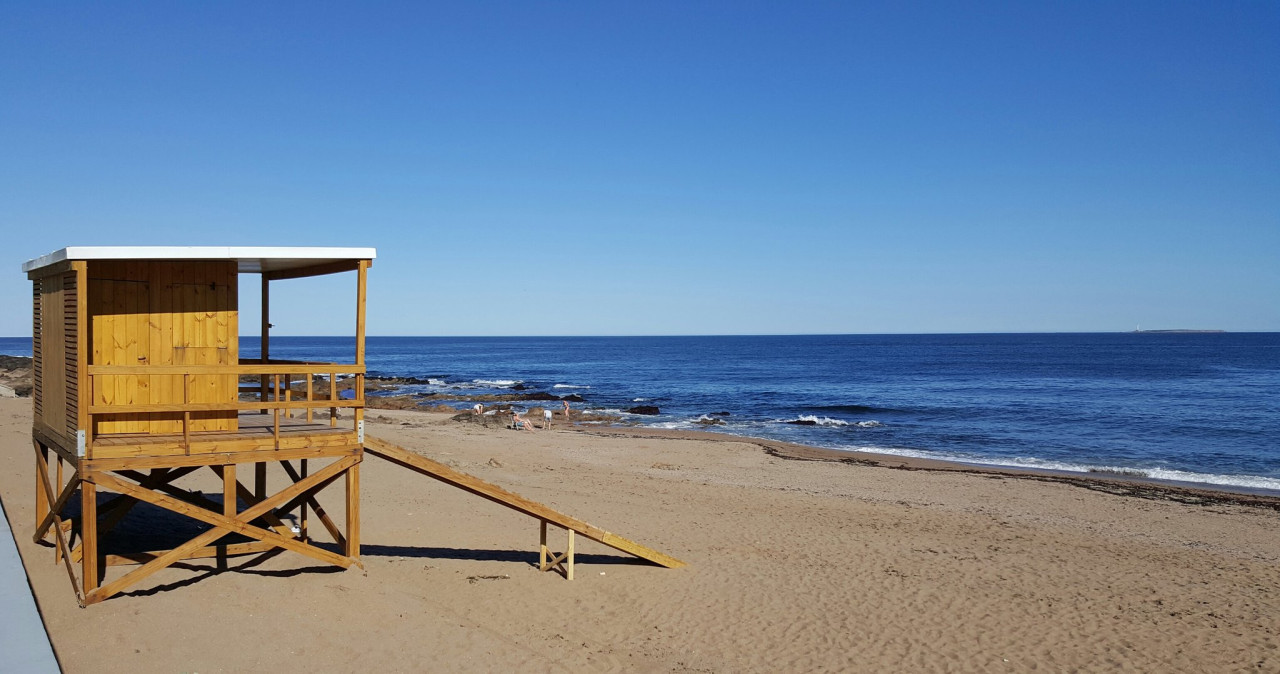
26,246 -> 374,605
25,246 -> 681,606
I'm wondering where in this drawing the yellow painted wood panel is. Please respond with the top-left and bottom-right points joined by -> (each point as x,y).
90,276 -> 149,434
88,260 -> 238,435
151,260 -> 178,432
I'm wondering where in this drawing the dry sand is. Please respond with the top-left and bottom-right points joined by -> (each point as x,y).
1,396 -> 1277,672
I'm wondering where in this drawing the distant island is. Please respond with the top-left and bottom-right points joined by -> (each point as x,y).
1131,329 -> 1226,334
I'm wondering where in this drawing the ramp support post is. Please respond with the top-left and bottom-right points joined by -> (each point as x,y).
539,520 -> 574,580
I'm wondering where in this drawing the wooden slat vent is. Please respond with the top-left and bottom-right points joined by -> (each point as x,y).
63,271 -> 79,440
32,277 -> 43,417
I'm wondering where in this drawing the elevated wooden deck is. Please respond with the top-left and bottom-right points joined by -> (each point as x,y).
80,413 -> 361,469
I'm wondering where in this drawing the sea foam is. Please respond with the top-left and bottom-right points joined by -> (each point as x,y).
780,415 -> 881,428
472,379 -> 520,388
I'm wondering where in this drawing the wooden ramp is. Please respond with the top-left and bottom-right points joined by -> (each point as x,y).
363,436 -> 685,572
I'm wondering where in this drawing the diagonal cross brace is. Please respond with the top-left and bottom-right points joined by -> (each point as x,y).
32,441 -> 85,605
279,460 -> 346,548
83,455 -> 360,604
33,471 -> 82,543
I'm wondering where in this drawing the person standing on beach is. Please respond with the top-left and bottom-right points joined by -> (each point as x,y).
543,408 -> 553,429
562,400 -> 571,419
473,403 -> 484,416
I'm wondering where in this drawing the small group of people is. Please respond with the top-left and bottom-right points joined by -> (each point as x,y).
508,400 -> 572,432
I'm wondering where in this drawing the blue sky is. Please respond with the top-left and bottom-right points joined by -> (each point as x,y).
2,2 -> 1277,336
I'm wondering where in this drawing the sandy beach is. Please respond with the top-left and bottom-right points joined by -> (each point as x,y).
1,395 -> 1277,672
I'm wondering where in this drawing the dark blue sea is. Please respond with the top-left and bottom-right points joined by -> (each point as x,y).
2,333 -> 1277,493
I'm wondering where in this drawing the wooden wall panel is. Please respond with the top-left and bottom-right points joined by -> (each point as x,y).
39,273 -> 68,442
88,261 -> 239,436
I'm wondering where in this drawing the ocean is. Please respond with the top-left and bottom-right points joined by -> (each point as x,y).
2,333 -> 1277,493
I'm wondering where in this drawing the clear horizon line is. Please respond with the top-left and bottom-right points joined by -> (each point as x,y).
5,329 -> 1271,341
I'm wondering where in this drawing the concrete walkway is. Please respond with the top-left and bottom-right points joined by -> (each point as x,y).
0,498 -> 61,672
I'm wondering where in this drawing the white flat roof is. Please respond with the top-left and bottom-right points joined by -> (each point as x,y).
22,246 -> 376,274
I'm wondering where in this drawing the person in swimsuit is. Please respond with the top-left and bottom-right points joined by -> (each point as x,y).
512,411 -> 536,432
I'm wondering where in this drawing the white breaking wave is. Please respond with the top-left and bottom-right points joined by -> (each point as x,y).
787,415 -> 850,427
472,379 -> 521,388
553,384 -> 591,389
776,415 -> 882,428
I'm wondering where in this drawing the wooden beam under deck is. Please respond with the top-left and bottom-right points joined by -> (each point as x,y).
83,444 -> 361,472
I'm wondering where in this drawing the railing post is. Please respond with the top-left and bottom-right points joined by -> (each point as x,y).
300,458 -> 308,540
182,374 -> 191,451
260,274 -> 270,414
85,373 -> 94,454
329,371 -> 337,427
272,374 -> 281,449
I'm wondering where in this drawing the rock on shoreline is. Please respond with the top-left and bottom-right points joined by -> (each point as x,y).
0,355 -> 33,397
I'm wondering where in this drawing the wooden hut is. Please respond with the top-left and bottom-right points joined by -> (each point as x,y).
25,246 -> 374,605
25,245 -> 682,607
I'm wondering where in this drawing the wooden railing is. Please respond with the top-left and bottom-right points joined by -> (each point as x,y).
84,362 -> 366,450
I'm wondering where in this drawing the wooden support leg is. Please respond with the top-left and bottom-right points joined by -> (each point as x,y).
567,529 -> 574,581
222,464 -> 236,517
345,463 -> 360,559
82,479 -> 99,594
254,462 -> 267,501
538,521 -> 575,580
540,520 -> 548,571
219,464 -> 236,570
34,443 -> 49,532
53,457 -> 64,556
300,459 -> 308,539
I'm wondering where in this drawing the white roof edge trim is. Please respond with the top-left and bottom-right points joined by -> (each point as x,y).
22,246 -> 377,273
